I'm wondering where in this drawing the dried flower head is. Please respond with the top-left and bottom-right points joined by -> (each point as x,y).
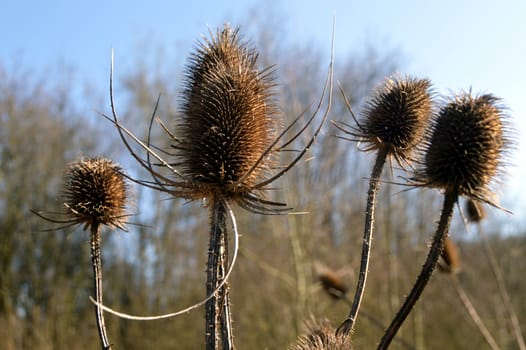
414,93 -> 510,202
335,76 -> 433,166
439,237 -> 461,274
177,25 -> 278,201
63,157 -> 129,230
318,270 -> 349,300
291,318 -> 352,350
108,23 -> 332,214
465,199 -> 487,223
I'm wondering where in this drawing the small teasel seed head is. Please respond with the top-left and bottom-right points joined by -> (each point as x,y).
318,270 -> 349,299
178,24 -> 278,200
465,199 -> 487,223
417,92 -> 510,201
439,237 -> 461,274
361,75 -> 433,164
64,157 -> 129,230
291,318 -> 352,350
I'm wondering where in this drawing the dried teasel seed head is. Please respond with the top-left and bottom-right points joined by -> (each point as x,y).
291,318 -> 352,350
318,270 -> 349,300
178,24 -> 278,200
64,157 -> 129,230
360,76 -> 433,164
417,93 -> 510,201
465,199 -> 487,223
439,237 -> 461,274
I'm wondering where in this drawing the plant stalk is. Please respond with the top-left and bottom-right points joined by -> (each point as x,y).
91,223 -> 112,350
206,198 -> 234,350
378,189 -> 458,349
337,146 -> 389,336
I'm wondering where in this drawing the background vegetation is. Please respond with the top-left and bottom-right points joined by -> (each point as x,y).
1,12 -> 524,350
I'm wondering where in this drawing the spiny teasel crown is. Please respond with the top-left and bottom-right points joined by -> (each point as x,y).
291,318 -> 352,350
466,199 -> 487,223
360,76 -> 433,164
64,157 -> 128,230
416,93 -> 510,201
178,24 -> 278,200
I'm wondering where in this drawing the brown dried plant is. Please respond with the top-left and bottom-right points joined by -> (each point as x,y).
333,76 -> 433,336
33,157 -> 130,350
378,92 -> 512,349
100,24 -> 333,349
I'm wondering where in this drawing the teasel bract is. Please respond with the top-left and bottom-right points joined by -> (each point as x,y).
334,76 -> 433,336
34,157 -> 130,350
378,92 -> 512,349
104,24 -> 333,349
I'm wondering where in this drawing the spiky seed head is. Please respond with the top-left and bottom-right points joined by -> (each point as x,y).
64,157 -> 128,230
417,93 -> 509,200
439,237 -> 461,274
465,199 -> 487,223
291,318 -> 352,350
361,76 -> 433,164
178,24 -> 278,201
318,270 -> 348,299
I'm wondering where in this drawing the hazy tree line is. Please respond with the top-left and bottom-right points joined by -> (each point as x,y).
1,13 -> 524,350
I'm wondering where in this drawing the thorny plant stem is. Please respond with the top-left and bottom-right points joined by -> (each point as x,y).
378,189 -> 458,350
477,225 -> 526,350
91,223 -> 111,350
219,222 -> 234,350
452,275 -> 501,350
337,146 -> 389,336
206,198 -> 234,350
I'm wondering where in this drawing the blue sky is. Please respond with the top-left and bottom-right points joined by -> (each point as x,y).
2,0 -> 525,217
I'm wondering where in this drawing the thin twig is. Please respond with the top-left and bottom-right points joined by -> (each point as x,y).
89,208 -> 240,321
452,274 -> 501,350
476,225 -> 526,350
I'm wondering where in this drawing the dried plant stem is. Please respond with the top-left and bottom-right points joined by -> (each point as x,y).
206,198 -> 234,350
476,225 -> 526,350
337,146 -> 389,336
378,189 -> 457,349
90,223 -> 111,350
451,275 -> 501,350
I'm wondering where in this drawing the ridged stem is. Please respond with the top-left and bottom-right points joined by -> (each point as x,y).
206,197 -> 234,350
337,146 -> 389,336
90,223 -> 111,350
378,189 -> 458,349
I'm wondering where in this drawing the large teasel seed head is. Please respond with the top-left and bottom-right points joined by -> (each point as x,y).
178,24 -> 278,200
360,76 -> 433,164
64,157 -> 129,230
417,93 -> 510,201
